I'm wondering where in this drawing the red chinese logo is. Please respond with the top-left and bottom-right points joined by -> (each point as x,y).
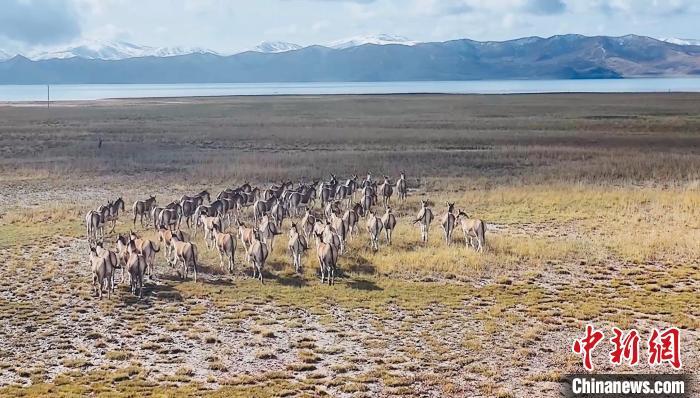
610,327 -> 640,366
572,325 -> 681,371
648,328 -> 682,369
572,324 -> 605,371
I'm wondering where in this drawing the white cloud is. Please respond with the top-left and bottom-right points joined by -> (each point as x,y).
590,0 -> 696,16
0,0 -> 81,45
312,21 -> 331,32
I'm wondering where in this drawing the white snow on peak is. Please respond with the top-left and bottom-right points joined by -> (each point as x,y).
250,41 -> 303,53
0,49 -> 14,61
659,37 -> 700,46
26,40 -> 219,61
327,34 -> 417,50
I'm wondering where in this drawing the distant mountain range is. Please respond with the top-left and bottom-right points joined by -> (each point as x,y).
0,35 -> 419,60
1,34 -> 700,84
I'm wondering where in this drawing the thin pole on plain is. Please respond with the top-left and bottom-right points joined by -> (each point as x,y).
47,84 -> 50,108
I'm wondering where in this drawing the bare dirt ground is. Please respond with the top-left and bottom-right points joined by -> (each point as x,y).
0,94 -> 699,397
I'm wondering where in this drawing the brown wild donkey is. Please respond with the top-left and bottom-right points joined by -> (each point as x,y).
456,210 -> 487,252
212,223 -> 236,273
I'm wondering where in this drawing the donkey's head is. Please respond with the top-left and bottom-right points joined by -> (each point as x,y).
116,234 -> 127,245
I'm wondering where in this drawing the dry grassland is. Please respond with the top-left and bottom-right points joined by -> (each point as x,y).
0,94 -> 698,397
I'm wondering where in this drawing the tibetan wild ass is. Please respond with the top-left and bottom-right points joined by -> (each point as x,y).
343,204 -> 361,240
314,231 -> 338,285
288,222 -> 308,273
314,221 -> 342,253
456,210 -> 487,252
115,234 -> 131,283
396,171 -> 407,201
379,176 -> 394,208
381,207 -> 397,245
199,215 -> 222,250
287,185 -> 316,217
158,206 -> 181,232
301,210 -> 316,241
158,227 -> 189,264
441,202 -> 456,246
192,204 -> 211,237
259,214 -> 282,252
366,210 -> 383,251
127,252 -> 147,298
247,231 -> 269,283
132,195 -> 156,227
212,223 -> 236,273
237,219 -> 255,258
360,188 -> 374,217
85,210 -> 104,243
413,199 -> 434,243
270,200 -> 286,228
127,231 -> 160,278
95,242 -> 122,288
89,246 -> 112,299
180,199 -> 197,229
324,200 -> 341,221
103,198 -> 125,233
170,235 -> 198,282
150,206 -> 164,232
253,198 -> 276,224
319,174 -> 339,208
329,212 -> 347,254
180,190 -> 210,207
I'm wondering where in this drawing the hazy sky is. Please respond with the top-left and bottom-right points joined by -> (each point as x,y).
1,0 -> 698,53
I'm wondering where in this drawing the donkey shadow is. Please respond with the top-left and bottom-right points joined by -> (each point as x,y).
343,253 -> 377,275
266,272 -> 308,288
117,280 -> 183,307
345,278 -> 382,291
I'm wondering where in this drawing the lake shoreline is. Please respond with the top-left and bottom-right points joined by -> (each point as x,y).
2,78 -> 700,101
5,91 -> 700,107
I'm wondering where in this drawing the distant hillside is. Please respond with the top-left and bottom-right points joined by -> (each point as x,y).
2,34 -> 700,84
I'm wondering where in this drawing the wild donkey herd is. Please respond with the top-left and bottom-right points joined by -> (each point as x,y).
84,172 -> 487,299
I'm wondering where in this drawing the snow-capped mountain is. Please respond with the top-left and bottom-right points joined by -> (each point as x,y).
1,35 -> 418,61
327,34 -> 418,50
4,34 -> 700,83
148,46 -> 218,58
251,41 -> 303,53
0,49 -> 13,61
27,40 -> 218,61
660,37 -> 700,46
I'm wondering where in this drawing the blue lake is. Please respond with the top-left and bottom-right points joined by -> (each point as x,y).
2,79 -> 700,101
